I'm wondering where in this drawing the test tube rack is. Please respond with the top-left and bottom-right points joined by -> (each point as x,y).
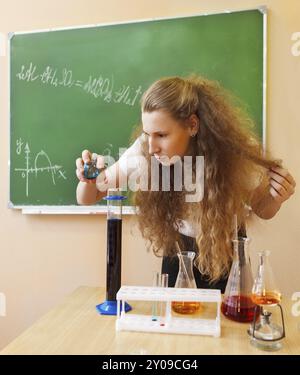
116,286 -> 221,337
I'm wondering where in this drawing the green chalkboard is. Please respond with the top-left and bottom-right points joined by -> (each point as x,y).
9,8 -> 265,209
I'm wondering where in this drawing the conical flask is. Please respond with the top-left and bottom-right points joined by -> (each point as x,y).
171,251 -> 201,314
248,250 -> 285,351
221,237 -> 256,322
251,250 -> 281,306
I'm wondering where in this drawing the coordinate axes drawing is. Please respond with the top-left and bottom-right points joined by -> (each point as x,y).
14,138 -> 67,197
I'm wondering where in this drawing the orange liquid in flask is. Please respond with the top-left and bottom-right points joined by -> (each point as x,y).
251,291 -> 281,306
171,301 -> 201,314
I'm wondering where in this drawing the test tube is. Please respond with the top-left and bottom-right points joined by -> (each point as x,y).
152,271 -> 160,321
160,273 -> 169,326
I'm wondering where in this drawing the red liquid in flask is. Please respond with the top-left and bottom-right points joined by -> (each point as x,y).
221,295 -> 256,323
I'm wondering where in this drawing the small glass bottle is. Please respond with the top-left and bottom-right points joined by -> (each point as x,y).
171,251 -> 201,314
83,157 -> 100,179
221,237 -> 256,322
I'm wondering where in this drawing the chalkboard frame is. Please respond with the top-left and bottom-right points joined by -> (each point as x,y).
8,6 -> 267,214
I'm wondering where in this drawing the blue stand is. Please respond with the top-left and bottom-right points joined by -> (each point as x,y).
96,300 -> 132,315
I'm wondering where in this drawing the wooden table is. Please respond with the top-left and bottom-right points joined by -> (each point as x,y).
1,286 -> 299,355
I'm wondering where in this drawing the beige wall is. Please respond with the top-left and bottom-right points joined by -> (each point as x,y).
0,0 -> 299,350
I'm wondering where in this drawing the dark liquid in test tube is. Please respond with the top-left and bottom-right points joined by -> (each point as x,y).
106,218 -> 122,301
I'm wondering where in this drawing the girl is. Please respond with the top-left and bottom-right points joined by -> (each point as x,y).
76,76 -> 296,291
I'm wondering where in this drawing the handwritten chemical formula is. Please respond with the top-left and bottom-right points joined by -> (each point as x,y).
16,62 -> 143,107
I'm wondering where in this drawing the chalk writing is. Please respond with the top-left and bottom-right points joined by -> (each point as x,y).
16,62 -> 39,82
16,137 -> 23,155
14,139 -> 67,197
102,143 -> 113,157
16,62 -> 142,107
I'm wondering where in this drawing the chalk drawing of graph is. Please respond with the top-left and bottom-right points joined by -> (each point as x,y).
14,140 -> 67,197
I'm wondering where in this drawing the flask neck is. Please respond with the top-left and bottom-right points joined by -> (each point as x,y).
258,250 -> 270,267
255,250 -> 271,284
232,237 -> 251,265
178,251 -> 195,272
176,251 -> 197,288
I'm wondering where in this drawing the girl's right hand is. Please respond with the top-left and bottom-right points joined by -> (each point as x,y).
75,150 -> 105,183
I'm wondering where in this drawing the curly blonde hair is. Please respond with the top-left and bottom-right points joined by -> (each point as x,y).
134,76 -> 278,282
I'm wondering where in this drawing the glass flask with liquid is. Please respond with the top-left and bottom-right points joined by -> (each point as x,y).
221,237 -> 256,322
251,250 -> 281,305
171,251 -> 201,314
248,250 -> 285,351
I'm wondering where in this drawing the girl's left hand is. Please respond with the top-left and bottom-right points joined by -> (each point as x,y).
268,166 -> 296,204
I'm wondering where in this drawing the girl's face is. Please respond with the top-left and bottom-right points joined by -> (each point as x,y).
142,110 -> 197,165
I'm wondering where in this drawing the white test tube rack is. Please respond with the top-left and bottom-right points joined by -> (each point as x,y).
116,286 -> 221,337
